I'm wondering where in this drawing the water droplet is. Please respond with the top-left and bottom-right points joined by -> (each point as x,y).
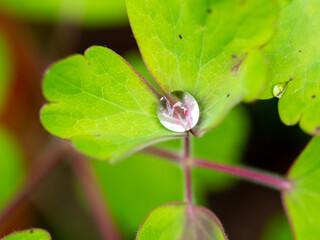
157,91 -> 200,132
273,84 -> 287,98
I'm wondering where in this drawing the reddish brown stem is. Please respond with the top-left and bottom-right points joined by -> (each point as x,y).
69,152 -> 122,240
0,140 -> 68,230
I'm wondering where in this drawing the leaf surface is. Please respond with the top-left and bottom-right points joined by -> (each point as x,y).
2,229 -> 51,240
261,0 -> 320,135
282,136 -> 320,239
0,0 -> 127,27
127,0 -> 277,135
41,46 -> 182,161
137,203 -> 227,240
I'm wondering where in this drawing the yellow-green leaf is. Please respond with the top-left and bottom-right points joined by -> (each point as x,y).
41,46 -> 183,161
127,0 -> 277,135
262,0 -> 320,135
137,203 -> 227,240
282,136 -> 320,239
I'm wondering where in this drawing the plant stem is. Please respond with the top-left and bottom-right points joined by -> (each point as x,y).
70,152 -> 122,240
142,147 -> 181,163
142,147 -> 292,191
0,140 -> 68,230
183,133 -> 193,206
194,159 -> 292,191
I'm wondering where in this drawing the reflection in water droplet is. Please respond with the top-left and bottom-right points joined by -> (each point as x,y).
157,91 -> 200,132
273,84 -> 287,98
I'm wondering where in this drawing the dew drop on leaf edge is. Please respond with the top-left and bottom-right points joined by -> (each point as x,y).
157,91 -> 200,132
273,83 -> 287,98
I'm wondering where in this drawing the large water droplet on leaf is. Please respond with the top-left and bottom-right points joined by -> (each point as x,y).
157,91 -> 200,132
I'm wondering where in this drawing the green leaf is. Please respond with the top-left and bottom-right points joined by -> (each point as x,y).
261,0 -> 320,135
0,0 -> 128,28
127,0 -> 277,135
91,104 -> 249,238
0,127 -> 24,210
2,229 -> 51,240
282,136 -> 320,239
262,213 -> 293,240
137,203 -> 227,240
0,33 -> 11,112
41,46 -> 183,161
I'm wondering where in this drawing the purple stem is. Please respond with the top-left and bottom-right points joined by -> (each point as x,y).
183,133 -> 193,206
142,147 -> 180,163
194,159 -> 292,191
142,147 -> 292,191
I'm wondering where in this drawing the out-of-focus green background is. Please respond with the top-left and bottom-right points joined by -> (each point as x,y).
0,1 -> 310,239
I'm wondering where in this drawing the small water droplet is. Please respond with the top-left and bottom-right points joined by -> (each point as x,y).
157,91 -> 200,132
273,84 -> 287,98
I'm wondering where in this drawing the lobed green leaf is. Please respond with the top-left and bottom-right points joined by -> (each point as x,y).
41,46 -> 183,161
127,0 -> 277,136
282,136 -> 320,239
262,0 -> 320,135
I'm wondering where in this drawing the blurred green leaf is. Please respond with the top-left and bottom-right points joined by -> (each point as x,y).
0,33 -> 24,211
127,0 -> 277,136
282,136 -> 320,239
0,0 -> 128,28
261,213 -> 293,240
261,0 -> 320,135
2,229 -> 51,240
91,104 -> 249,238
0,127 -> 24,210
137,203 -> 227,240
0,33 -> 11,113
41,46 -> 182,161
92,152 -> 184,239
